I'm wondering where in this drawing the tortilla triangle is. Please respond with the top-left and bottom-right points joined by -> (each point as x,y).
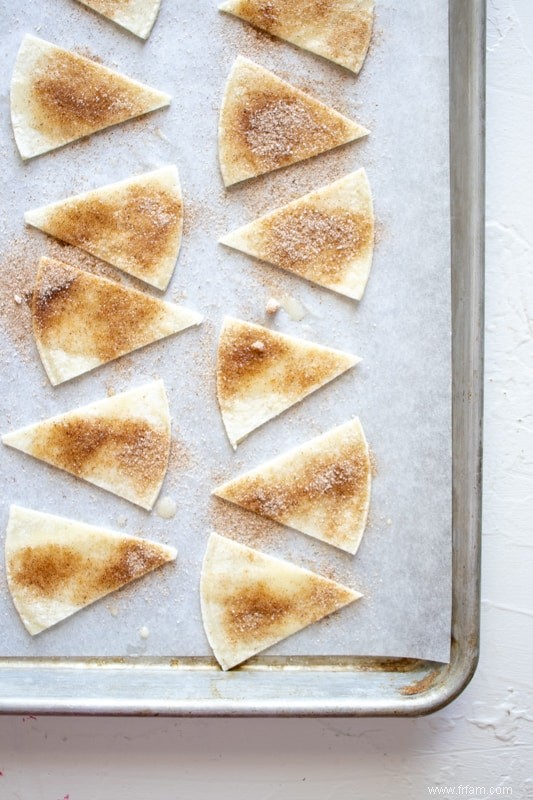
76,0 -> 162,39
3,382 -> 171,510
31,257 -> 202,386
5,505 -> 177,635
220,0 -> 374,74
11,35 -> 170,159
25,166 -> 183,289
216,317 -> 359,447
214,419 -> 371,554
219,56 -> 368,186
201,533 -> 361,669
221,169 -> 374,300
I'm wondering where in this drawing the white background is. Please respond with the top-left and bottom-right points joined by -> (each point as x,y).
0,0 -> 532,796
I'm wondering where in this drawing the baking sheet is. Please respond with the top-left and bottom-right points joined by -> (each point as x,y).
0,0 -> 451,663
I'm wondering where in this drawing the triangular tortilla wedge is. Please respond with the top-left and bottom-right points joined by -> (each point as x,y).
216,317 -> 359,447
3,382 -> 171,510
76,0 -> 162,39
214,419 -> 371,554
219,0 -> 374,74
220,170 -> 374,300
31,257 -> 202,386
11,35 -> 170,160
219,56 -> 368,186
25,166 -> 183,289
201,533 -> 362,670
5,506 -> 177,635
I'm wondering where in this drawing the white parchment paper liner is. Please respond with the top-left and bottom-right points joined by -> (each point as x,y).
0,0 -> 451,662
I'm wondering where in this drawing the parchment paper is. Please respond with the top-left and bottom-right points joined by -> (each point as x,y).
0,0 -> 451,662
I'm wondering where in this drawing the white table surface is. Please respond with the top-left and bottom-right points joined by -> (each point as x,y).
0,1 -> 532,797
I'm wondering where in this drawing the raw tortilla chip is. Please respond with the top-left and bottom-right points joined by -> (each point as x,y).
214,419 -> 372,554
5,505 -> 177,635
220,0 -> 374,74
216,317 -> 360,447
11,35 -> 170,159
31,257 -> 202,385
220,169 -> 374,300
75,0 -> 162,40
3,382 -> 171,510
219,56 -> 368,185
201,533 -> 362,670
25,166 -> 183,290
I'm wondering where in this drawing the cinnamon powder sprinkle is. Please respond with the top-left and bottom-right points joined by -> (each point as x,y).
223,574 -> 353,644
219,438 -> 370,546
238,91 -> 351,173
33,258 -> 165,362
217,323 -> 288,393
29,49 -> 157,143
217,321 -> 349,401
40,184 -> 182,278
224,579 -> 293,640
225,0 -> 373,72
260,206 -> 373,284
219,57 -> 365,184
80,0 -> 133,21
167,434 -> 194,476
0,238 -> 125,363
30,416 -> 169,498
209,497 -> 281,550
10,539 -> 169,605
243,448 -> 367,512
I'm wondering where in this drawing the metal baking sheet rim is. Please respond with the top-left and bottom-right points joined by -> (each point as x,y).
0,0 -> 485,717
